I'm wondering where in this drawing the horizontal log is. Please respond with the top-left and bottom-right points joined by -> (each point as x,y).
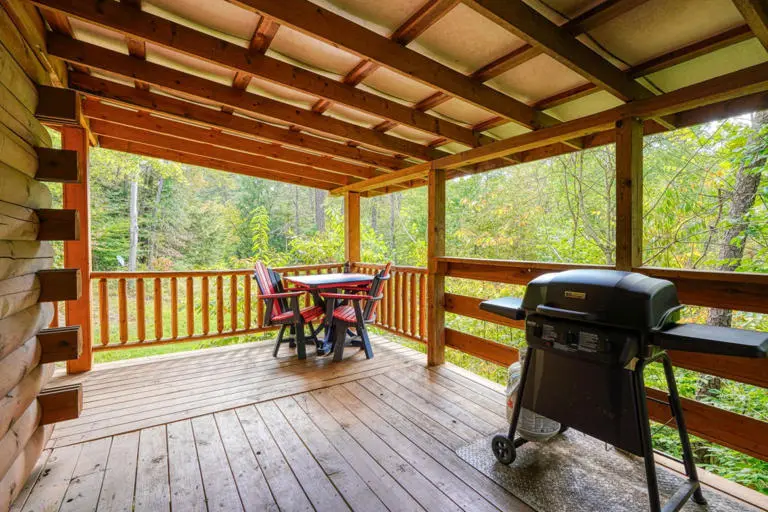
36,209 -> 80,240
0,162 -> 52,208
444,293 -> 525,329
0,336 -> 40,398
0,304 -> 53,360
0,400 -> 41,481
38,384 -> 82,424
34,85 -> 80,125
0,424 -> 51,512
0,274 -> 40,319
0,79 -> 50,148
444,328 -> 519,366
0,241 -> 53,281
646,387 -> 768,462
0,37 -> 37,113
37,269 -> 81,302
0,5 -> 51,88
34,147 -> 80,182
0,363 -> 54,440
0,123 -> 37,178
0,200 -> 37,240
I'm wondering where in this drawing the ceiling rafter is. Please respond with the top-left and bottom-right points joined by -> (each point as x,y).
226,0 -> 559,130
230,15 -> 279,93
32,0 -> 487,148
89,119 -> 355,186
67,71 -> 405,172
120,0 -> 149,91
535,24 -> 754,110
470,0 -> 651,83
47,34 -> 455,161
464,0 -> 653,102
98,136 -> 338,190
82,99 -> 383,180
732,0 -> 768,50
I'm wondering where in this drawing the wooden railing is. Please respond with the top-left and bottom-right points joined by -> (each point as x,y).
89,263 -> 343,350
426,256 -> 768,463
351,263 -> 427,343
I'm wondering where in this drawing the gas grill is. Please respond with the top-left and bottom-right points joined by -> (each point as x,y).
480,269 -> 768,512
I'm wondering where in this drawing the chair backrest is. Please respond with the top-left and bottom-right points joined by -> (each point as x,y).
253,261 -> 287,319
362,262 -> 392,322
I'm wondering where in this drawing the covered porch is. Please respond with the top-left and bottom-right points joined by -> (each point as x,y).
1,0 -> 768,510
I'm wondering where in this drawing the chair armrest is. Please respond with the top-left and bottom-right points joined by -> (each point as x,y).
260,291 -> 305,299
321,292 -> 378,300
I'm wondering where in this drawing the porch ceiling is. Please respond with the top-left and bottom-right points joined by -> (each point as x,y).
30,0 -> 768,192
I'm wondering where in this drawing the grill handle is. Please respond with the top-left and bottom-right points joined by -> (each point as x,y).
535,305 -> 596,322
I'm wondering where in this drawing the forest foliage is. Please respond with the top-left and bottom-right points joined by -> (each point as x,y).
54,111 -> 767,492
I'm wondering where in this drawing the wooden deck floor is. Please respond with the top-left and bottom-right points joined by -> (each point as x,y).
12,336 -> 534,512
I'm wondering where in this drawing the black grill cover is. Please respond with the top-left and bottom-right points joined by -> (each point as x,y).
520,269 -> 682,331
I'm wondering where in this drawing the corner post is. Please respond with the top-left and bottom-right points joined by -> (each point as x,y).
615,117 -> 643,271
62,125 -> 93,373
427,168 -> 446,366
344,191 -> 361,264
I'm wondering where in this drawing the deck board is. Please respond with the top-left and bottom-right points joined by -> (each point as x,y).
13,335 -> 762,511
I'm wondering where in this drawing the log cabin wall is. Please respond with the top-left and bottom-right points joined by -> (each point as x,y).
0,1 -> 83,509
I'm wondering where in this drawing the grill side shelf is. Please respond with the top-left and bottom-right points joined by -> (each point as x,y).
653,323 -> 768,358
479,297 -> 526,320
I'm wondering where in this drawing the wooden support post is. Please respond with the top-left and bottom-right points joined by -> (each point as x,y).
615,117 -> 643,271
427,168 -> 446,366
61,126 -> 92,373
344,191 -> 361,263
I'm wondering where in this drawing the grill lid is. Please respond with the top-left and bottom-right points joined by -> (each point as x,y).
521,269 -> 682,331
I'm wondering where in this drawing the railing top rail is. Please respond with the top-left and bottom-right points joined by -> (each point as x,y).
90,263 -> 344,280
351,262 -> 427,273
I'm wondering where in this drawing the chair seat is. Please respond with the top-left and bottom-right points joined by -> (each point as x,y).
333,305 -> 358,323
273,305 -> 324,323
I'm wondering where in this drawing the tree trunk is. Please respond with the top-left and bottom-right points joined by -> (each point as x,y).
128,178 -> 139,271
294,186 -> 300,235
371,197 -> 378,233
314,189 -> 326,232
389,193 -> 398,253
147,177 -> 164,269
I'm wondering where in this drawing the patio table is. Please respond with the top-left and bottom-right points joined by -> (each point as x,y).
284,272 -> 374,353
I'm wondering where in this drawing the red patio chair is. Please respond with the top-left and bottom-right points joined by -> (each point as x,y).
253,261 -> 324,359
321,263 -> 391,362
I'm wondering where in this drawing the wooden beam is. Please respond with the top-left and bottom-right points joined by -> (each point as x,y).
344,191 -> 361,262
391,0 -> 460,44
226,0 -> 559,130
465,0 -> 652,102
36,208 -> 80,240
34,85 -> 79,124
88,119 -> 354,186
37,268 -> 81,302
61,125 -> 91,373
82,99 -> 381,180
427,168 -> 446,366
37,325 -> 82,363
34,147 -> 80,182
230,14 -> 279,91
335,61 -> 768,194
38,383 -> 82,424
47,34 -> 444,161
32,0 -> 483,148
733,0 -> 768,50
471,45 -> 543,82
98,137 -> 336,190
614,117 -> 643,270
68,72 -> 404,171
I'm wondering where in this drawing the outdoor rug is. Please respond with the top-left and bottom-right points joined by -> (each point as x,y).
456,430 -> 761,512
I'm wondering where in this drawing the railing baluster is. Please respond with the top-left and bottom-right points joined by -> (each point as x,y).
118,278 -> 128,343
186,277 -> 194,337
170,277 -> 178,340
154,278 -> 163,340
98,278 -> 109,346
230,274 -> 238,332
202,276 -> 210,334
409,272 -> 416,337
244,274 -> 252,330
216,275 -> 224,333
136,278 -> 146,342
387,271 -> 395,329
420,273 -> 427,341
